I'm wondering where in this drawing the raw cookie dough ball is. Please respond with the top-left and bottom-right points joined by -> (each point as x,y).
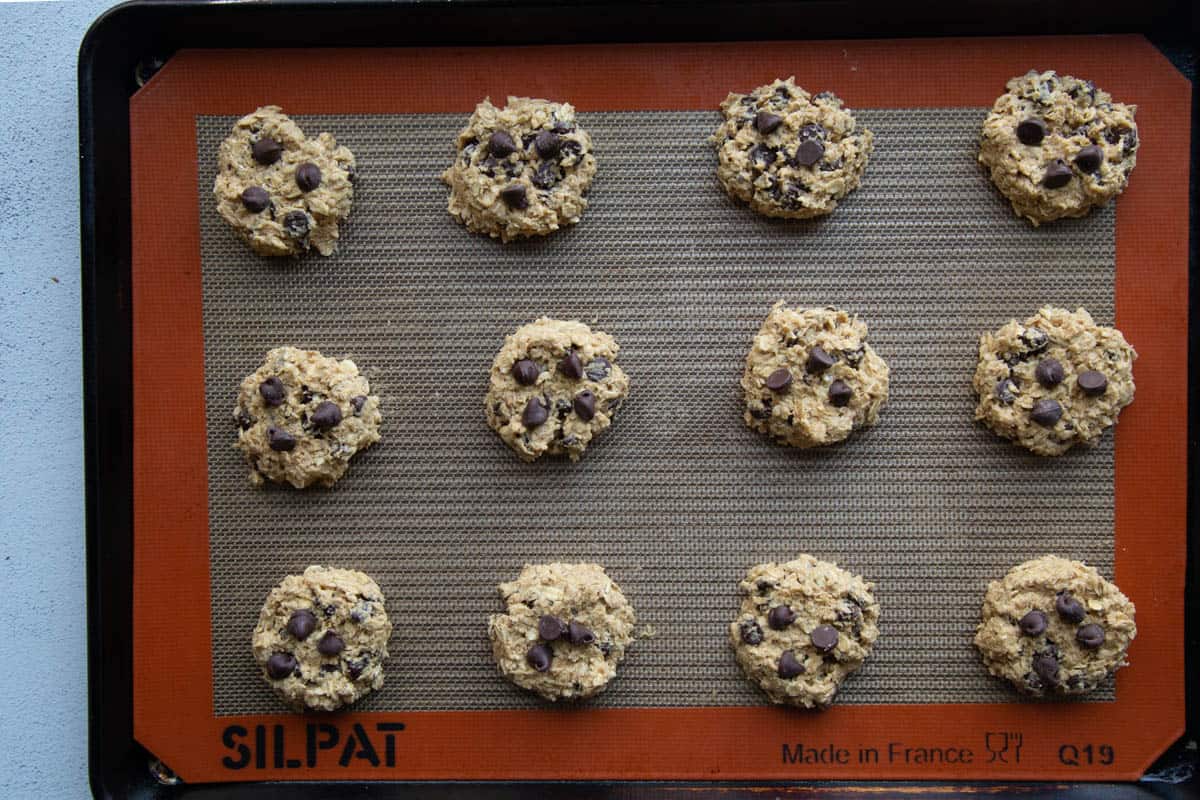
214,106 -> 356,256
233,346 -> 382,488
711,77 -> 873,218
974,556 -> 1136,697
978,70 -> 1138,225
973,306 -> 1135,456
730,555 -> 880,709
742,304 -> 889,448
485,318 -> 629,462
488,562 -> 636,701
252,566 -> 392,712
441,97 -> 597,242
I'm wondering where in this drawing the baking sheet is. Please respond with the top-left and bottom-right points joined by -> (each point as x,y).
197,109 -> 1117,715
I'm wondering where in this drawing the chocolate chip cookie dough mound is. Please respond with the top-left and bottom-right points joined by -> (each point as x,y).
214,106 -> 356,256
252,566 -> 392,712
712,78 -> 873,219
973,307 -> 1135,456
742,304 -> 889,448
979,70 -> 1138,225
975,556 -> 1136,697
488,563 -> 637,701
442,97 -> 597,242
730,555 -> 880,709
485,318 -> 629,462
233,346 -> 382,488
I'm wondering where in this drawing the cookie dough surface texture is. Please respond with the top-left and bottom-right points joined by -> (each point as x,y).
488,562 -> 637,701
742,304 -> 889,448
485,318 -> 629,462
214,106 -> 356,256
974,556 -> 1136,697
442,96 -> 597,242
973,306 -> 1135,456
234,346 -> 382,488
252,566 -> 392,712
712,77 -> 873,219
979,70 -> 1138,225
730,555 -> 879,709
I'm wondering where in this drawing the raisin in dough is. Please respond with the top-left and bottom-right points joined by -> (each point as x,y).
730,555 -> 880,709
979,70 -> 1138,225
214,106 -> 356,257
485,318 -> 629,462
975,556 -> 1136,697
233,346 -> 382,488
742,304 -> 889,448
488,563 -> 636,702
252,566 -> 392,712
712,78 -> 873,219
973,307 -> 1135,456
442,97 -> 597,242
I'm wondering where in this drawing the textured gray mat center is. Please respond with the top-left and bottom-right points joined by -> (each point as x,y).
199,109 -> 1115,715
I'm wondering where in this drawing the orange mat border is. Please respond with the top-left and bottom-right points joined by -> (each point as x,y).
129,36 -> 1189,782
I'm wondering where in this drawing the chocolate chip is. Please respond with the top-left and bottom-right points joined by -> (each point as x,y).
765,368 -> 793,392
350,395 -> 367,413
1055,591 -> 1086,623
1043,159 -> 1072,189
346,660 -> 365,679
567,621 -> 596,645
282,211 -> 309,238
1075,144 -> 1103,173
259,376 -> 286,406
240,186 -> 270,212
532,161 -> 559,189
236,409 -> 254,430
499,183 -> 528,210
749,144 -> 776,166
1076,623 -> 1105,649
537,615 -> 564,641
526,643 -> 552,672
794,138 -> 824,167
299,385 -> 313,404
267,426 -> 296,452
266,652 -> 298,680
252,137 -> 282,165
755,111 -> 783,135
1122,129 -> 1138,155
286,609 -> 317,640
295,163 -> 321,192
767,605 -> 796,630
995,378 -> 1017,405
828,379 -> 852,407
317,631 -> 345,656
1035,358 -> 1064,388
584,357 -> 610,382
1077,370 -> 1108,396
1020,327 -> 1050,353
488,131 -> 516,158
311,401 -> 342,430
551,120 -> 574,134
1031,398 -> 1062,427
1019,609 -> 1048,636
559,350 -> 584,380
806,346 -> 835,373
1032,651 -> 1059,685
739,619 -> 764,645
511,359 -> 540,386
777,650 -> 805,679
810,624 -> 838,653
573,391 -> 596,421
1016,118 -> 1047,145
522,397 -> 548,428
534,130 -> 561,159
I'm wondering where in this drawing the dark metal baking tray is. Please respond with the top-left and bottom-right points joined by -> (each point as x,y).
79,1 -> 1198,797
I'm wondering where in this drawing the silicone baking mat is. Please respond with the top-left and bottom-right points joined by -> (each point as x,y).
130,37 -> 1189,782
